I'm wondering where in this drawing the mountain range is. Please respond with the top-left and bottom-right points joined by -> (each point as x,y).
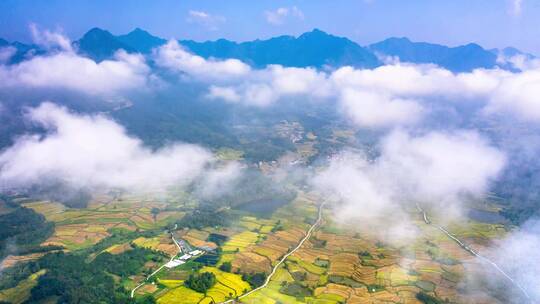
0,27 -> 535,72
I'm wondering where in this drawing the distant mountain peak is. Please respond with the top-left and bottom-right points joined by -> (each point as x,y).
83,27 -> 113,38
369,37 -> 498,72
386,37 -> 412,43
26,26 -> 527,72
117,28 -> 166,53
125,27 -> 154,38
132,27 -> 146,33
299,28 -> 332,39
181,28 -> 380,69
76,27 -> 134,61
308,28 -> 328,35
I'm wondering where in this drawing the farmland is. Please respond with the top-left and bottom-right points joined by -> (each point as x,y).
0,184 -> 519,304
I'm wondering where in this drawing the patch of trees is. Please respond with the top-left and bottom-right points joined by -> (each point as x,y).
416,292 -> 447,304
184,272 -> 216,293
29,252 -> 117,303
0,261 -> 40,290
18,242 -> 162,303
175,205 -> 232,230
207,233 -> 228,246
311,237 -> 327,248
0,194 -> 19,208
219,262 -> 232,272
93,246 -> 161,277
81,228 -> 157,256
279,281 -> 312,298
499,207 -> 537,226
241,272 -> 266,289
0,206 -> 55,258
271,220 -> 284,233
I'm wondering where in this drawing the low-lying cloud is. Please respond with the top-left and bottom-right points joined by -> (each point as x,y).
154,40 -> 250,81
0,102 -> 239,194
312,129 -> 506,243
480,218 -> 540,302
5,27 -> 540,129
0,50 -> 152,96
157,45 -> 540,127
0,27 -> 153,97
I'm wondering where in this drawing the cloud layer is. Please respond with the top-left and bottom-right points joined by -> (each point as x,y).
155,46 -> 540,127
154,40 -> 250,81
0,102 -> 236,193
5,26 -> 540,129
0,27 -> 154,97
0,50 -> 151,96
312,129 -> 506,241
483,219 -> 540,302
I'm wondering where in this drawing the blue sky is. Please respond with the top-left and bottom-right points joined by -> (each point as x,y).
1,0 -> 539,54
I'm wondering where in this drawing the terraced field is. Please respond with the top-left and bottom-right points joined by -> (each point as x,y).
22,198 -> 184,251
0,189 -> 514,304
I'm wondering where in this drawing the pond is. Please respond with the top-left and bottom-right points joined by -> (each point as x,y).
234,198 -> 290,218
467,208 -> 507,224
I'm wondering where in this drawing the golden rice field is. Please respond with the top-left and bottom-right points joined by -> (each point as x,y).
103,242 -> 131,255
157,279 -> 183,289
21,201 -> 65,220
157,267 -> 250,304
221,231 -> 260,252
181,229 -> 218,250
157,286 -> 204,304
242,268 -> 304,304
202,266 -> 251,296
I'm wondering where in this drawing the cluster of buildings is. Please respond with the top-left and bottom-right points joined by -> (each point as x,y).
164,249 -> 203,269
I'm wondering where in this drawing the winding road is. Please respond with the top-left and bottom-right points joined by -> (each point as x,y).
415,203 -> 531,303
219,200 -> 326,304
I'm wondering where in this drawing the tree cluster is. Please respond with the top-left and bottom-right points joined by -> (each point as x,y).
184,272 -> 216,293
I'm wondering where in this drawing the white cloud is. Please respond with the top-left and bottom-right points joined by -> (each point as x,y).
154,40 -> 251,81
186,10 -> 226,31
510,0 -> 523,16
379,130 -> 506,205
207,65 -> 331,107
0,102 -> 239,193
484,219 -> 540,302
0,46 -> 16,63
339,89 -> 423,128
201,59 -> 540,126
0,50 -> 152,96
207,86 -> 242,102
497,53 -> 540,71
0,28 -> 154,97
484,69 -> 540,120
194,162 -> 243,199
313,129 -> 506,234
30,23 -> 73,52
265,6 -> 304,25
